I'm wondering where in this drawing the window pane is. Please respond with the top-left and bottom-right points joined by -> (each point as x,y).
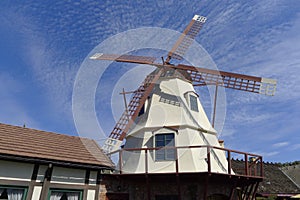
165,134 -> 174,141
166,149 -> 175,160
156,150 -> 165,161
155,133 -> 175,161
50,191 -> 64,200
66,192 -> 80,200
156,134 -> 164,141
156,141 -> 164,147
190,95 -> 199,112
7,189 -> 24,200
49,190 -> 81,200
0,187 -> 25,200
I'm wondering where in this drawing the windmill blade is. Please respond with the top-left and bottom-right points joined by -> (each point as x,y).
165,15 -> 207,63
90,53 -> 157,65
173,64 -> 277,96
102,68 -> 164,154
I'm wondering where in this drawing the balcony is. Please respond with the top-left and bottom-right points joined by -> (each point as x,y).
108,145 -> 264,179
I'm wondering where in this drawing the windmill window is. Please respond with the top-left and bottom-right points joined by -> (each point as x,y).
138,104 -> 145,116
48,189 -> 82,200
190,95 -> 199,112
0,186 -> 27,200
155,133 -> 175,161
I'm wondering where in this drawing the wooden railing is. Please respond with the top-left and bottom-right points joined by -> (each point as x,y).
108,145 -> 263,178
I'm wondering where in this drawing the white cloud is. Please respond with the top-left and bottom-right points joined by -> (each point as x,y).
262,151 -> 280,157
272,142 -> 289,148
254,151 -> 279,158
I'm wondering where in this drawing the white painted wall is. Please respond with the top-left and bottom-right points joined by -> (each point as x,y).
0,160 -> 101,200
87,189 -> 96,200
31,186 -> 42,200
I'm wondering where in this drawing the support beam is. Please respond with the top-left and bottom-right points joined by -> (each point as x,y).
39,164 -> 53,200
212,84 -> 218,128
26,164 -> 40,200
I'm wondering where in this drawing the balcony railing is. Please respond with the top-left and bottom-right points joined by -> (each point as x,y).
108,145 -> 264,178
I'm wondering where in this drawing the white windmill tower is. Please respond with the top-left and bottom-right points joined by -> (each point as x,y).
90,15 -> 276,199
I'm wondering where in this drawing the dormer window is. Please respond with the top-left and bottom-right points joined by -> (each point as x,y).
189,95 -> 199,112
138,97 -> 149,116
184,91 -> 199,112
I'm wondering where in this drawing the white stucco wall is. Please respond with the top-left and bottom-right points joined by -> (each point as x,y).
87,189 -> 96,200
31,186 -> 42,200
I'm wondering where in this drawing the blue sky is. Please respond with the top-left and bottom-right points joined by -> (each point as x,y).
0,1 -> 299,162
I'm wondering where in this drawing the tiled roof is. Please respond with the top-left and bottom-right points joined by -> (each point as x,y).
0,123 -> 114,168
259,162 -> 300,194
281,164 -> 300,188
232,160 -> 300,194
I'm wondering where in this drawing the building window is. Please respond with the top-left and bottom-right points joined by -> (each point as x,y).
0,186 -> 27,200
190,95 -> 199,112
48,189 -> 82,200
155,133 -> 175,161
138,104 -> 145,116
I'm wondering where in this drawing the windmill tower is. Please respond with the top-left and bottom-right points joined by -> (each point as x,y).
91,15 -> 276,200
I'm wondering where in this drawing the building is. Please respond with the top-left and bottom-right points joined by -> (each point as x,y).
99,69 -> 265,200
0,123 -> 114,200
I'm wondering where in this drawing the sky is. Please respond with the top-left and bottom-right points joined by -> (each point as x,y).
0,0 -> 299,162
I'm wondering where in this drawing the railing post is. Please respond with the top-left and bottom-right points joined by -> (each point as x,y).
119,150 -> 122,174
260,157 -> 264,178
175,146 -> 179,174
227,151 -> 231,175
245,154 -> 248,176
207,146 -> 211,173
145,149 -> 148,174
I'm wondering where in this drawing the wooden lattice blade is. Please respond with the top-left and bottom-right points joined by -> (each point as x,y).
102,69 -> 164,154
90,53 -> 157,65
166,15 -> 207,63
172,64 -> 277,96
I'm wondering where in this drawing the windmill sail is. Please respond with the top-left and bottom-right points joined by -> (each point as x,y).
165,15 -> 207,63
90,53 -> 156,65
102,69 -> 164,153
173,64 -> 277,96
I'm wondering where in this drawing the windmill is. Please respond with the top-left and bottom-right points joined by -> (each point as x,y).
90,15 -> 277,199
90,15 -> 276,157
